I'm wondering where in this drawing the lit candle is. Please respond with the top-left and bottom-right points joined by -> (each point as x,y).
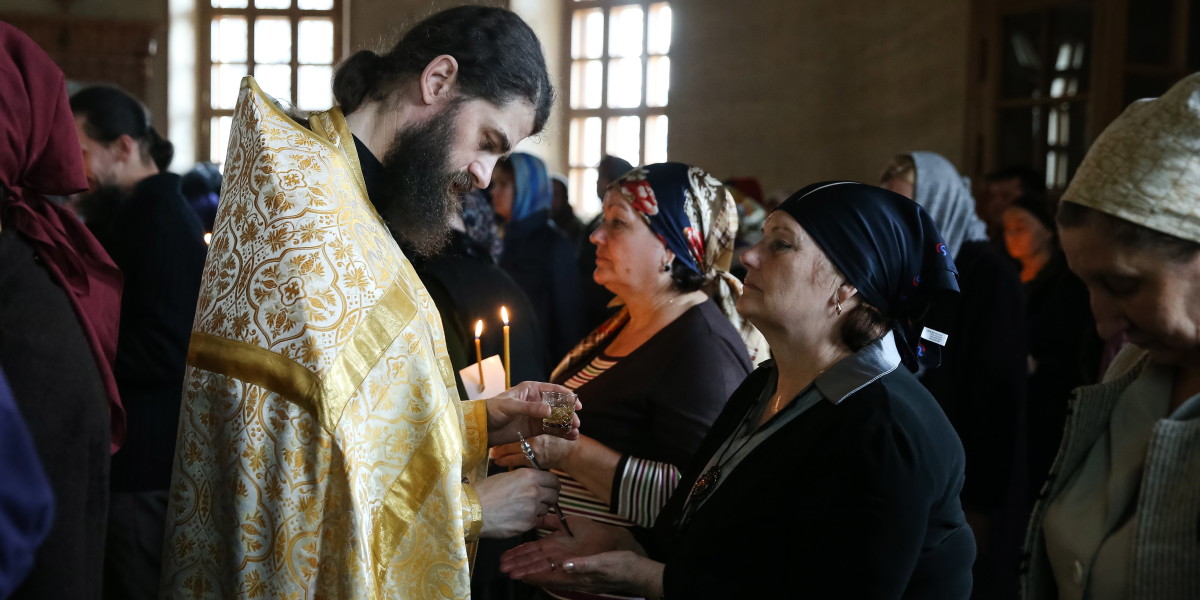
474,320 -> 485,392
500,306 -> 511,388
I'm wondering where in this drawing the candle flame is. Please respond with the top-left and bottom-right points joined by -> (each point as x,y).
475,319 -> 483,338
500,306 -> 509,325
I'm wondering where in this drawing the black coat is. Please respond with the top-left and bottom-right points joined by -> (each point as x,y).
644,363 -> 975,599
922,240 -> 1027,511
412,230 -> 549,393
1023,252 -> 1100,499
0,227 -> 110,600
92,172 -> 207,492
500,215 -> 584,364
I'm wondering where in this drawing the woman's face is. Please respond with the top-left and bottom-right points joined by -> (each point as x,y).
490,166 -> 515,221
589,190 -> 671,296
1061,220 -> 1200,366
1002,205 -> 1053,263
738,211 -> 840,334
881,176 -> 915,200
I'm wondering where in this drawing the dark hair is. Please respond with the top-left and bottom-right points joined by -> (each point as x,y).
1011,192 -> 1055,232
840,303 -> 890,351
669,258 -> 705,293
599,155 -> 634,183
333,6 -> 553,135
495,155 -> 515,176
985,165 -> 1045,193
1057,200 -> 1200,262
70,85 -> 173,171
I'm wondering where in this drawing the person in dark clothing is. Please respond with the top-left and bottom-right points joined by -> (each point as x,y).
1001,194 -> 1101,504
492,152 -> 584,363
978,165 -> 1045,245
577,155 -> 634,333
550,174 -> 585,245
0,23 -> 125,600
181,162 -> 222,233
501,182 -> 974,599
881,151 -> 1028,600
408,195 -> 550,394
71,85 -> 208,600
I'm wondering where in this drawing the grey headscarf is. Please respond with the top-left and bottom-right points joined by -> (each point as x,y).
911,151 -> 989,258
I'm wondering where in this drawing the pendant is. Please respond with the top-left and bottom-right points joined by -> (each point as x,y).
691,466 -> 721,502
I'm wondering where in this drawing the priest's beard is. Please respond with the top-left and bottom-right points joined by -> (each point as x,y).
377,99 -> 474,257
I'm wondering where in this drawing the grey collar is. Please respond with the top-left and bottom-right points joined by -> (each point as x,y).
814,330 -> 902,405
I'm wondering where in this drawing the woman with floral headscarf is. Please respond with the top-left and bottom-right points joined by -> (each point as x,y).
501,182 -> 974,599
493,163 -> 764,600
491,152 -> 585,362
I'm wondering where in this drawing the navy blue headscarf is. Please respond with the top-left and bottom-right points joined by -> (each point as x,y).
776,181 -> 960,371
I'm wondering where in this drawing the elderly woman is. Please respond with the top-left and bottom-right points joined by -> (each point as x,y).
493,163 -> 765,599
1020,73 -> 1200,599
500,182 -> 975,599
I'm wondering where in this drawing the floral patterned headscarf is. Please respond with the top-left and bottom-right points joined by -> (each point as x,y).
583,163 -> 770,366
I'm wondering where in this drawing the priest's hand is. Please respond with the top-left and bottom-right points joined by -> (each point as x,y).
485,381 -> 581,446
476,468 -> 561,538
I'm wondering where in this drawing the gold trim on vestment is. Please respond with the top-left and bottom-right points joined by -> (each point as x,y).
373,404 -> 462,591
187,331 -> 321,415
316,281 -> 418,431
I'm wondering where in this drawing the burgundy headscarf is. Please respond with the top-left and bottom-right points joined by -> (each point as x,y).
0,22 -> 125,452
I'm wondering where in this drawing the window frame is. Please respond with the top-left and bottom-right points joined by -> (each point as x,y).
562,0 -> 671,217
964,0 -> 1200,193
197,0 -> 347,164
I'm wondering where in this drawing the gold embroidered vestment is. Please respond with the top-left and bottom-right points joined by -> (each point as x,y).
160,78 -> 487,600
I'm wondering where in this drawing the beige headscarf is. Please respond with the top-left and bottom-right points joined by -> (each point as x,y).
1063,72 -> 1200,243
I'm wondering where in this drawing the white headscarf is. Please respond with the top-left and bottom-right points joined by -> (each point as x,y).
911,151 -> 989,258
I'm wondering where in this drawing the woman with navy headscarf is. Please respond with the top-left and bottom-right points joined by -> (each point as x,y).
501,182 -> 975,599
491,152 -> 585,362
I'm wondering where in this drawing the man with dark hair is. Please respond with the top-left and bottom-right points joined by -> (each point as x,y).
70,85 -> 208,600
160,7 -> 575,598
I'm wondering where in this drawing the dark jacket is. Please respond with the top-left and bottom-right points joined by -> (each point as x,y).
645,354 -> 975,599
92,172 -> 207,492
412,229 -> 549,394
0,225 -> 110,600
1023,252 -> 1100,499
922,240 -> 1028,510
500,215 -> 584,363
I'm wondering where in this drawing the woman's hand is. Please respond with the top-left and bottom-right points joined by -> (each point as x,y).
485,381 -> 582,446
555,551 -> 665,598
499,514 -> 641,578
500,516 -> 662,598
492,433 -> 578,471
